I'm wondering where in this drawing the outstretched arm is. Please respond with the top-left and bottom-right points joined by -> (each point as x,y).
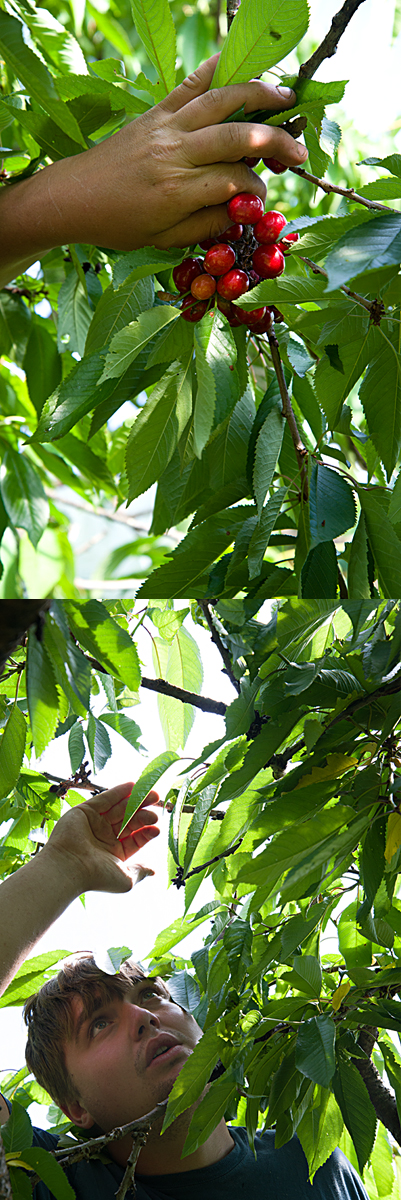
0,55 -> 307,286
0,782 -> 160,997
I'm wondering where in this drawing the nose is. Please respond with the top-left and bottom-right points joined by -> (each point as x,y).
126,1002 -> 160,1040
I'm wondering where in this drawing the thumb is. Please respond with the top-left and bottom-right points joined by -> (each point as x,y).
161,53 -> 220,115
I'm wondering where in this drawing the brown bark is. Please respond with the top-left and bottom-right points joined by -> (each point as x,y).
0,600 -> 51,677
352,1027 -> 401,1148
0,1130 -> 12,1200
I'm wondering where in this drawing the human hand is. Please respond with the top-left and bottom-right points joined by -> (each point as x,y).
4,54 -> 307,263
44,782 -> 160,895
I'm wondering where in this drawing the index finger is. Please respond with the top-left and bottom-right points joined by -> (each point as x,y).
164,77 -> 296,130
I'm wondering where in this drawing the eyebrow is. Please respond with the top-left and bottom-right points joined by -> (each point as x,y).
73,976 -> 149,1044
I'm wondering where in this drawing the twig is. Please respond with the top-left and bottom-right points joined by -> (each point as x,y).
290,167 -> 396,213
299,256 -> 386,323
44,490 -> 180,541
172,839 -> 243,888
54,1104 -> 166,1170
266,324 -> 309,501
198,602 -> 240,694
43,770 -> 227,818
226,0 -> 241,29
295,0 -> 369,83
141,676 -> 227,715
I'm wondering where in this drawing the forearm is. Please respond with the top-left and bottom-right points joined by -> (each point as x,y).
0,846 -> 83,997
0,160 -> 81,287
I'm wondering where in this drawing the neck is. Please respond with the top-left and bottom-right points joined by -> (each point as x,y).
109,1111 -> 234,1174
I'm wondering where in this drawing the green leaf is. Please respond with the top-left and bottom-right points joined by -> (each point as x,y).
168,970 -> 200,1012
1,1102 -> 33,1152
23,321 -> 62,417
125,358 -> 192,503
98,712 -> 143,751
309,464 -> 356,546
120,751 -> 178,831
0,448 -> 49,549
15,1148 -> 75,1200
358,488 -> 401,597
325,214 -> 401,292
248,487 -> 287,579
26,630 -> 59,759
212,0 -> 309,86
183,1074 -> 237,1156
57,271 -> 93,357
291,955 -> 322,997
68,721 -> 85,773
295,1015 -> 335,1087
359,334 -> 401,478
301,541 -> 339,598
338,900 -> 372,971
314,333 -> 373,428
105,945 -> 132,972
194,310 -> 239,429
0,11 -> 87,145
297,1089 -> 344,1183
162,1027 -> 221,1132
131,0 -> 176,95
64,600 -> 141,689
225,678 -> 259,740
87,712 -> 112,772
31,350 -> 118,443
253,407 -> 285,516
333,1057 -> 376,1172
98,306 -> 181,382
153,626 -> 203,752
193,329 -> 216,458
138,507 -> 251,598
358,177 -> 401,200
85,273 -> 154,356
0,704 -> 26,802
44,602 -> 91,717
347,512 -> 370,600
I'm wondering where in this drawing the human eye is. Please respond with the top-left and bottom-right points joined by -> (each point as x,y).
90,1015 -> 111,1038
139,984 -> 162,1003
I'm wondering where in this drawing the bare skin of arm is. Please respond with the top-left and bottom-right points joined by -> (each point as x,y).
0,54 -> 307,287
0,783 -> 160,998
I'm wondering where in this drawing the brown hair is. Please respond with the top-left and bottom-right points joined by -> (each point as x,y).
23,953 -> 168,1110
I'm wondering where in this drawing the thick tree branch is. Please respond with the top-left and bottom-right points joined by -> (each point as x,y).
141,676 -> 227,715
295,0 -> 369,83
0,601 -> 51,677
198,602 -> 240,694
266,323 -> 309,501
352,1027 -> 401,1147
226,0 -> 241,29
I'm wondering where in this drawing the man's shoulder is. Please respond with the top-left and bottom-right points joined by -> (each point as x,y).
32,1125 -> 60,1152
230,1128 -> 367,1199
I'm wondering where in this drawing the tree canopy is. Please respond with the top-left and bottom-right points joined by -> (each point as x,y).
1,599 -> 401,1198
1,0 -> 401,597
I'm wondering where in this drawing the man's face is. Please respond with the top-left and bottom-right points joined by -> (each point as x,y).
63,978 -> 203,1131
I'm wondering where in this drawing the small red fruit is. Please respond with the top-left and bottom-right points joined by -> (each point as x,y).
280,231 -> 300,254
250,308 -> 274,334
236,306 -> 266,327
204,244 -> 236,276
191,274 -> 216,300
254,210 -> 286,245
227,192 -> 264,225
173,257 -> 204,293
181,295 -> 208,322
199,237 -> 216,251
252,244 -> 285,279
217,223 -> 243,242
217,296 -> 243,326
243,156 -> 260,168
217,269 -> 250,300
262,157 -> 287,174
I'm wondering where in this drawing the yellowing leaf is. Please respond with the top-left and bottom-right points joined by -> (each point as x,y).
385,811 -> 401,863
295,754 -> 358,790
331,979 -> 351,1012
6,1156 -> 32,1170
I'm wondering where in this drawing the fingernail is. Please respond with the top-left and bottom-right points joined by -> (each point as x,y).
276,85 -> 295,99
297,145 -> 308,161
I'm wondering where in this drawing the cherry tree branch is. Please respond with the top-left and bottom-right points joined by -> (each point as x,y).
352,1027 -> 401,1148
296,0 -> 369,84
299,255 -> 386,323
141,676 -> 227,715
290,166 -> 396,213
0,1130 -> 12,1200
266,323 -> 309,501
198,602 -> 240,693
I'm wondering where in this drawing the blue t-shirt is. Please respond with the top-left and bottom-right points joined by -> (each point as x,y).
30,1123 -> 368,1200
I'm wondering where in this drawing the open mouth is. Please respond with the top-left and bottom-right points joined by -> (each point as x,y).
146,1036 -> 182,1067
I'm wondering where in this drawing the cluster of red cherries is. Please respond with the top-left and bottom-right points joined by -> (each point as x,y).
172,191 -> 299,333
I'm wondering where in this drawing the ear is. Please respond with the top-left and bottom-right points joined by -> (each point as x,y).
61,1099 -> 95,1129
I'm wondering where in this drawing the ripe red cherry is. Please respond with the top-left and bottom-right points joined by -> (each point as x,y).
173,257 -> 204,293
262,157 -> 287,174
252,244 -> 285,279
217,269 -> 250,300
217,223 -> 243,242
243,156 -> 260,168
254,210 -> 287,245
204,244 -> 236,276
199,237 -> 216,251
181,296 -> 208,322
191,274 -> 216,300
250,308 -> 274,334
227,192 -> 264,225
236,306 -> 266,327
280,232 -> 300,254
217,296 -> 243,326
